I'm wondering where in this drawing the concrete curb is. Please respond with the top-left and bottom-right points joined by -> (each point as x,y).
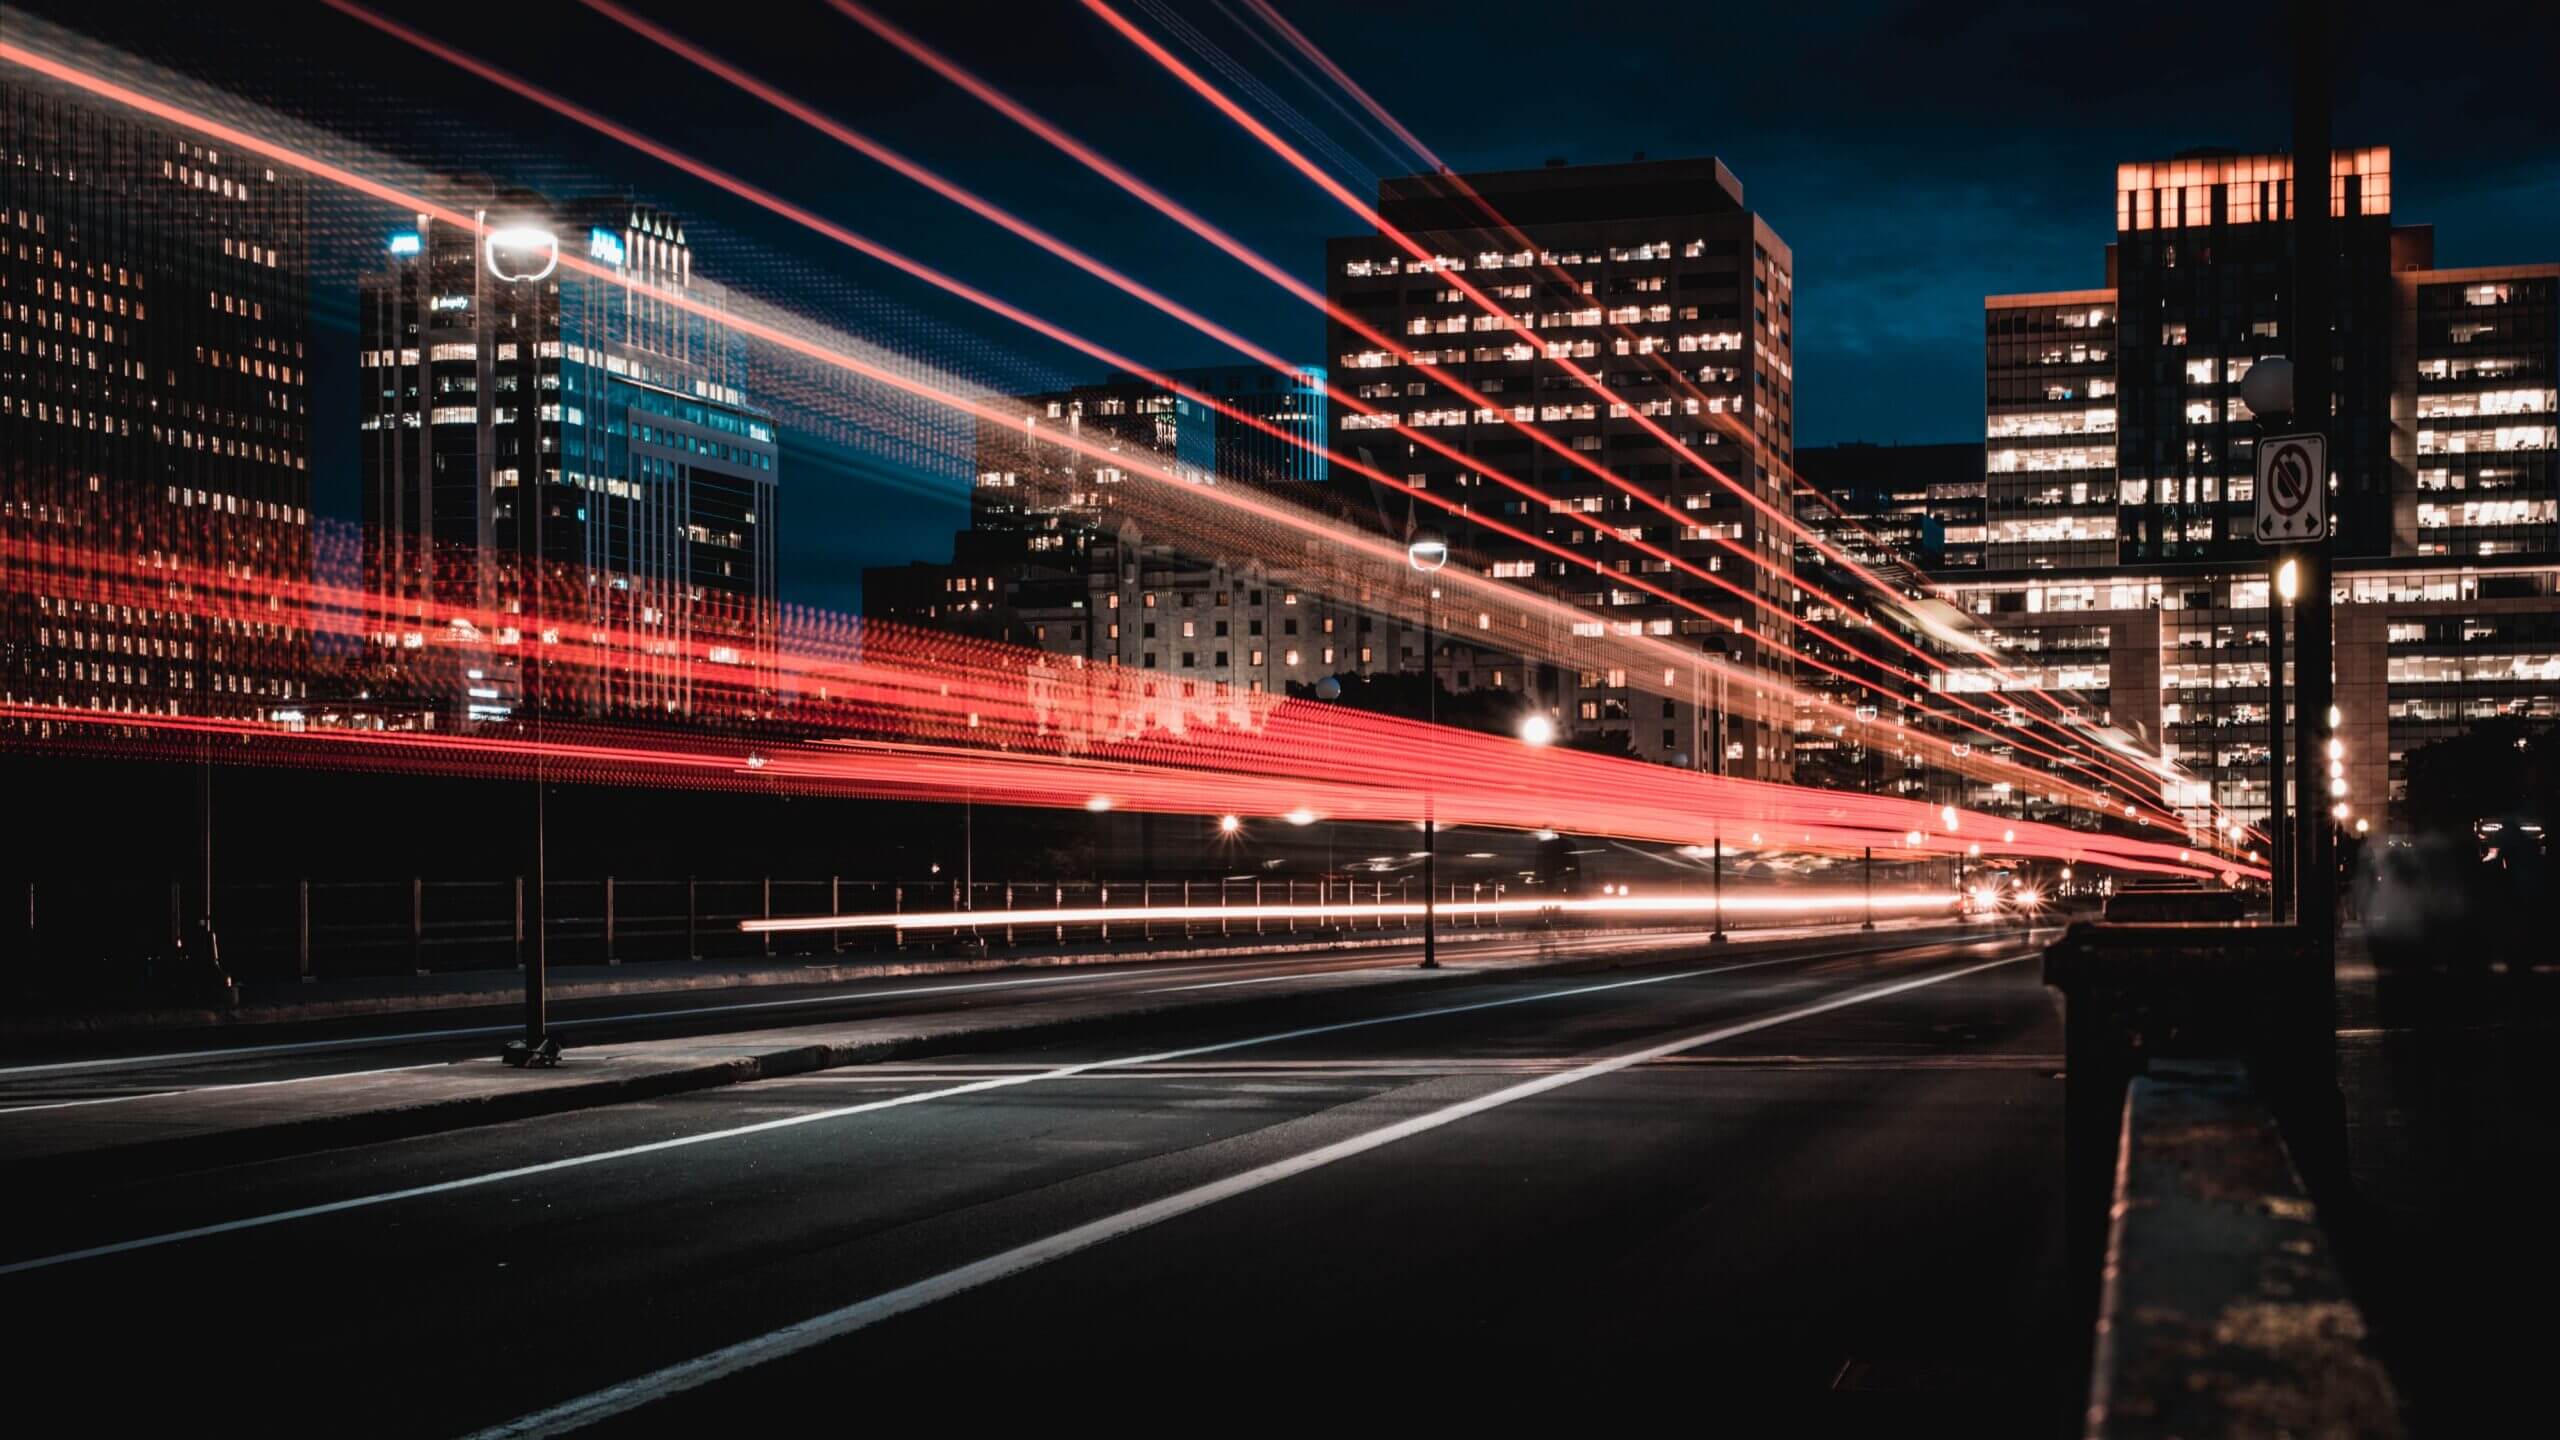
22,922 -> 1983,1189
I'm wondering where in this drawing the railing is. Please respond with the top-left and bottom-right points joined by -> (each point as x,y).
5,873 -> 1936,996
8,875 -> 1557,989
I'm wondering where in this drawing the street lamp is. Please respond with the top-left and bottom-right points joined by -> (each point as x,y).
1701,634 -> 1731,944
1518,712 -> 1555,747
2265,554 -> 2297,921
499,211 -> 562,1070
1408,527 -> 1447,969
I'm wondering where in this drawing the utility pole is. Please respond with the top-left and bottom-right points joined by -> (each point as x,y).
2289,0 -> 2336,961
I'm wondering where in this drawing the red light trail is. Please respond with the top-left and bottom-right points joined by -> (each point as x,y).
273,10 -> 2194,834
823,0 -> 2218,835
0,27 -> 2251,867
1076,0 -> 2243,836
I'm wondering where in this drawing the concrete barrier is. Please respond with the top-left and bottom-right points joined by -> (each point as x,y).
2088,1061 -> 2401,1437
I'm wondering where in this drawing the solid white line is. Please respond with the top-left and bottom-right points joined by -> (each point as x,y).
0,1061 -> 451,1115
0,941 -> 1909,1279
465,951 -> 2032,1438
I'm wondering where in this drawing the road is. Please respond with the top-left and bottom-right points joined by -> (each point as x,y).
0,920 -> 1942,1112
4,928 -> 2074,1433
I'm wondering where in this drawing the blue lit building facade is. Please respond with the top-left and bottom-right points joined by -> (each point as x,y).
359,196 -> 777,725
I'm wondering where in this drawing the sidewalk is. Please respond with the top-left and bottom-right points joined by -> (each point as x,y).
5,919 -> 1970,1185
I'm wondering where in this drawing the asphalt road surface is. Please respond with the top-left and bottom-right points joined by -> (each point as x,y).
0,921 -> 1944,1111
5,928 -> 2075,1434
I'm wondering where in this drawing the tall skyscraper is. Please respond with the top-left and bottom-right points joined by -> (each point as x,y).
359,196 -> 778,725
1325,156 -> 1796,776
1,79 -> 313,725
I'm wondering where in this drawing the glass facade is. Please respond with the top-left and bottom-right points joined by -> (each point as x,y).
359,199 -> 777,726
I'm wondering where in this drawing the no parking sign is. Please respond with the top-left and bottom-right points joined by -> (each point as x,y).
2256,433 -> 2326,543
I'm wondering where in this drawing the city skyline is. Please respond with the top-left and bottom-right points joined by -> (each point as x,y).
10,0 -> 2556,613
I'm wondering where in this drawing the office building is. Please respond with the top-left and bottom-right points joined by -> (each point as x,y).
1968,148 -> 2558,830
0,80 -> 313,726
359,196 -> 778,725
872,363 -> 1425,707
1325,156 -> 1796,777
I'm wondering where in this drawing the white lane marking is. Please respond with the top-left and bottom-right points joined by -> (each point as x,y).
466,951 -> 2032,1438
0,939 -> 1936,1278
0,1061 -> 451,1115
0,930 -> 1672,1082
1142,965 -> 1423,994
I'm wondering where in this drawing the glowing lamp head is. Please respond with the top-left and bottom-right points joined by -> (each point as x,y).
484,223 -> 560,282
2355,818 -> 2371,834
1285,807 -> 1318,827
2275,557 -> 2300,603
1941,805 -> 1959,833
2327,705 -> 2342,730
1518,712 -> 1555,747
2332,802 -> 2350,821
1218,814 -> 1241,835
1905,830 -> 1923,847
1406,529 -> 1449,574
1084,795 -> 1114,813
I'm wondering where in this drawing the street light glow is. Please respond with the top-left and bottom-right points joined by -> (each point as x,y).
2276,557 -> 2299,602
1218,813 -> 1241,834
1518,712 -> 1555,747
1406,529 -> 1449,574
483,223 -> 559,281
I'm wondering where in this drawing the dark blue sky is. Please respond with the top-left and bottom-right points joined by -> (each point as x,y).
31,0 -> 2560,611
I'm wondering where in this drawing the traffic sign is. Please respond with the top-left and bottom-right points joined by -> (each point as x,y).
2255,432 -> 2326,544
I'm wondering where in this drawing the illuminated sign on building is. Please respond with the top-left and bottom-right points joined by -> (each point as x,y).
587,227 -> 628,268
387,231 -> 422,256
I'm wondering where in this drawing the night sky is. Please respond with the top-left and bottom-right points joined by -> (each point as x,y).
23,0 -> 2560,611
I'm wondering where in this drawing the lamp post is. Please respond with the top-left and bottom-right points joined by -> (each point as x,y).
490,216 -> 561,1069
2268,554 -> 2298,919
1408,529 -> 1448,969
1702,635 -> 1731,944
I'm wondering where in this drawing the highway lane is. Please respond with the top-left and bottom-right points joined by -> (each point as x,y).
4,928 -> 2069,1434
0,918 -> 1979,1111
